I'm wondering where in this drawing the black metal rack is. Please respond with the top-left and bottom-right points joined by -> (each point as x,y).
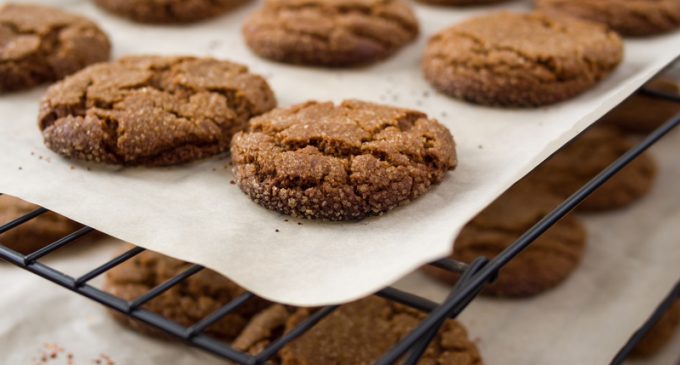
2,70 -> 680,365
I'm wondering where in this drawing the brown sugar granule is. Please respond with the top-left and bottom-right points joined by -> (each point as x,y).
230,99 -> 457,221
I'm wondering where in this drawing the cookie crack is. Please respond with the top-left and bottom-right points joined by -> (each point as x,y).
451,30 -> 567,81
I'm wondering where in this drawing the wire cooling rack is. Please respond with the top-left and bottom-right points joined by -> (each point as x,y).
1,70 -> 680,365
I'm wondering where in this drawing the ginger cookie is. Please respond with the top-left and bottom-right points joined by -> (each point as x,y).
230,100 -> 457,221
529,126 -> 657,212
423,180 -> 587,297
602,77 -> 680,134
422,11 -> 623,107
535,0 -> 680,37
0,4 -> 111,93
417,0 -> 510,6
242,0 -> 419,67
38,56 -> 276,166
94,0 -> 242,24
104,247 -> 270,341
233,296 -> 483,364
632,300 -> 680,358
0,194 -> 83,255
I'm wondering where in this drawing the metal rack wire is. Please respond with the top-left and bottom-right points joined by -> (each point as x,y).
1,71 -> 680,365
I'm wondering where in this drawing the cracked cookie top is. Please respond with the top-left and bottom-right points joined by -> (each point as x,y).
230,100 -> 457,221
536,0 -> 680,37
0,4 -> 111,92
38,56 -> 276,166
94,0 -> 244,24
422,11 -> 623,107
242,0 -> 419,66
232,297 -> 483,364
424,179 -> 587,297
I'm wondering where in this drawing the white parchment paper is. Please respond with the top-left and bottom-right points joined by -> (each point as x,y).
1,0 -> 680,305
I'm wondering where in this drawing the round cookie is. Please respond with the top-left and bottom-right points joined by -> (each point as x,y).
422,11 -> 623,107
104,248 -> 270,341
602,78 -> 680,134
94,0 -> 241,24
632,300 -> 680,358
529,126 -> 657,212
0,4 -> 111,93
38,56 -> 276,166
233,296 -> 483,364
535,0 -> 680,37
423,180 -> 587,297
230,100 -> 457,221
417,0 -> 510,6
0,194 -> 83,255
242,0 -> 419,67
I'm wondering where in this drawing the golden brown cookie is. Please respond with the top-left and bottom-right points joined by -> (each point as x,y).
535,0 -> 680,37
529,126 -> 657,212
230,100 -> 457,221
104,248 -> 270,341
94,0 -> 242,24
423,179 -> 587,297
0,194 -> 83,255
233,296 -> 484,364
422,11 -> 623,107
602,78 -> 680,134
631,300 -> 680,358
0,4 -> 111,93
242,0 -> 419,67
38,56 -> 276,166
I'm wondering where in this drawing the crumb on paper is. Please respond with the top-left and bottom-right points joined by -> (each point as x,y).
275,229 -> 280,232
230,180 -> 236,185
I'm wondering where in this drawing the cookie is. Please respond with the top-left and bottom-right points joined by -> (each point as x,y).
94,0 -> 241,24
423,179 -> 587,297
417,0 -> 510,6
0,4 -> 111,93
535,0 -> 680,37
233,296 -> 483,364
230,100 -> 457,221
38,56 -> 276,166
0,194 -> 83,255
104,248 -> 270,341
602,77 -> 680,134
632,300 -> 680,357
422,11 -> 623,107
242,0 -> 419,67
529,126 -> 657,212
